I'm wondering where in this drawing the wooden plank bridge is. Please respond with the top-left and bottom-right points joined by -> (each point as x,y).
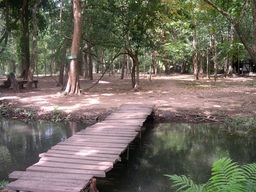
7,104 -> 154,192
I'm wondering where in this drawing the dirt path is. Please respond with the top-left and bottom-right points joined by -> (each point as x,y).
0,74 -> 256,122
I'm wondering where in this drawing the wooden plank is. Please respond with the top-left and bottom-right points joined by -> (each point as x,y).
79,128 -> 139,133
84,127 -> 140,132
101,120 -> 146,126
39,153 -> 121,162
86,123 -> 141,130
106,113 -> 148,120
7,180 -> 84,192
58,141 -> 127,148
70,134 -> 135,140
26,166 -> 105,177
9,171 -> 92,181
33,161 -> 112,172
47,149 -> 121,159
65,138 -> 133,144
117,108 -> 153,114
18,177 -> 85,186
51,145 -> 125,153
77,131 -> 138,137
39,157 -> 113,166
43,149 -> 120,159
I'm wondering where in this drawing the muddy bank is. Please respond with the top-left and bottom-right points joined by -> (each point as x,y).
0,99 -> 240,124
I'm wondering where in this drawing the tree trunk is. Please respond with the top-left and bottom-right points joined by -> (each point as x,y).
192,26 -> 199,80
152,51 -> 157,75
88,46 -> 93,80
206,49 -> 210,79
121,54 -> 127,80
99,49 -> 104,74
64,0 -> 82,95
20,0 -> 30,80
58,38 -> 68,88
83,51 -> 89,79
130,52 -> 139,89
211,34 -> 218,81
28,1 -> 40,88
199,54 -> 204,79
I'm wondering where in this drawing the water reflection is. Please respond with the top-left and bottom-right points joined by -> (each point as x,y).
99,123 -> 256,192
0,118 -> 85,180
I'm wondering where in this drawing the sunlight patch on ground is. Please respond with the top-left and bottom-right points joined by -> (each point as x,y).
229,77 -> 254,82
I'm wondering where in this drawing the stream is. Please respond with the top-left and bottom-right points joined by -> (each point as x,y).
0,118 -> 256,192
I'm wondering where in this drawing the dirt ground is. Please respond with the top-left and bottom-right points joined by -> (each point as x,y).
0,73 -> 256,123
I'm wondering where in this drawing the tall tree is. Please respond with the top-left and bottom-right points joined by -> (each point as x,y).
64,0 -> 82,94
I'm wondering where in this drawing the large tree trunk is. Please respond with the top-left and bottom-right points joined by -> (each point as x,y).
28,0 -> 40,88
130,52 -> 140,89
64,0 -> 82,95
20,0 -> 30,80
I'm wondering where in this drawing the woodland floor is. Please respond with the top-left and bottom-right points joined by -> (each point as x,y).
0,73 -> 256,123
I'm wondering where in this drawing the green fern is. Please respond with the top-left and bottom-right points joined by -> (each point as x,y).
167,158 -> 256,192
165,174 -> 205,192
242,163 -> 256,192
207,158 -> 246,192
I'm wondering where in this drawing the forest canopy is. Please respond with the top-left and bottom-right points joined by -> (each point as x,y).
0,0 -> 255,92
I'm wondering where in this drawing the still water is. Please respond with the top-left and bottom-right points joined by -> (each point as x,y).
98,123 -> 256,192
1,119 -> 256,192
0,118 -> 85,180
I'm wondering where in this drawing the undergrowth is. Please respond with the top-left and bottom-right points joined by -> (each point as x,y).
0,180 -> 8,189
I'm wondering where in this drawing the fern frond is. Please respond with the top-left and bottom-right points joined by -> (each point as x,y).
165,174 -> 205,192
242,163 -> 256,192
208,158 -> 246,192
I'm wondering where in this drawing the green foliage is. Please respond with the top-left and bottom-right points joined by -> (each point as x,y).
167,158 -> 256,192
208,158 -> 246,192
0,180 -> 8,189
51,107 -> 70,122
165,175 -> 205,192
224,117 -> 256,134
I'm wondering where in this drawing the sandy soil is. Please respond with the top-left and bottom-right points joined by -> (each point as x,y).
0,73 -> 256,123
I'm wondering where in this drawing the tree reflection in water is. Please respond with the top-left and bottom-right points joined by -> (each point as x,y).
0,118 -> 85,180
98,123 -> 256,192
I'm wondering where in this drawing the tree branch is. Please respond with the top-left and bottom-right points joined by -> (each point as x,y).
203,0 -> 233,22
